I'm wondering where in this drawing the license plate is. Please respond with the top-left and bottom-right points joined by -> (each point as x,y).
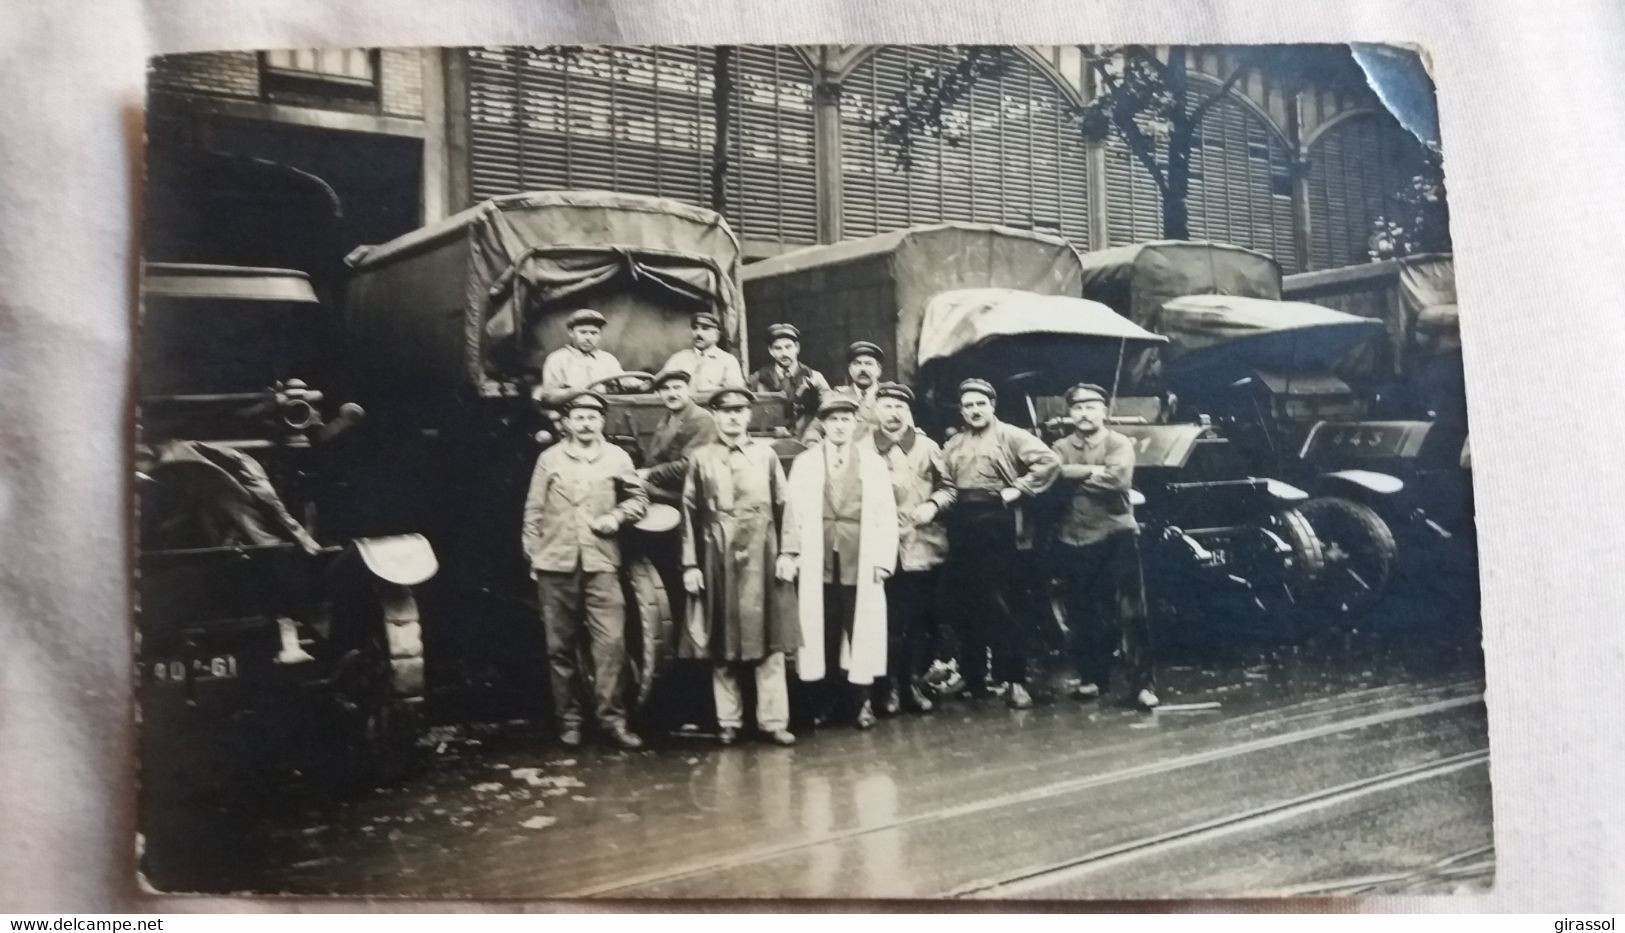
145,654 -> 240,685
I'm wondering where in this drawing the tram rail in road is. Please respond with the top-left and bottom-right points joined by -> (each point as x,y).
955,750 -> 1490,898
560,686 -> 1490,899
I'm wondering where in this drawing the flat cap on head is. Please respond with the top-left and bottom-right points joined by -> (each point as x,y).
847,340 -> 884,363
1066,383 -> 1109,406
653,367 -> 692,388
562,389 -> 609,412
691,312 -> 722,330
766,323 -> 800,342
565,308 -> 607,329
875,382 -> 915,405
817,395 -> 861,418
958,378 -> 997,402
707,387 -> 757,410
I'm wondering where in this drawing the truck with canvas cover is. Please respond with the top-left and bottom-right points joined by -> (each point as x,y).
746,226 -> 1323,628
917,287 -> 1329,629
1284,253 -> 1475,602
1078,240 -> 1438,617
136,263 -> 436,805
741,223 -> 1084,422
341,191 -> 786,721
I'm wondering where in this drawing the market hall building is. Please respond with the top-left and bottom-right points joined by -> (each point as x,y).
146,43 -> 1432,278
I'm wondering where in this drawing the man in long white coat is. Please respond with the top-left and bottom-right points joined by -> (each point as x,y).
786,395 -> 898,730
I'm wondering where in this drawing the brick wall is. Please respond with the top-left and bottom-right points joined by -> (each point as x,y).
146,48 -> 426,120
379,49 -> 423,118
148,51 -> 260,101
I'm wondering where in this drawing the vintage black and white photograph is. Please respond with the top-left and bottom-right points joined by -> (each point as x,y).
134,42 -> 1486,899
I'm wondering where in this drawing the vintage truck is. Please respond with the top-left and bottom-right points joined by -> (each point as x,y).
340,191 -> 796,720
744,225 -> 1325,629
1079,241 -> 1472,617
1284,253 -> 1475,603
137,263 -> 436,796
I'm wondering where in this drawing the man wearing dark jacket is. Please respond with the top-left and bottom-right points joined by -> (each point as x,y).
641,367 -> 719,500
918,379 -> 1059,710
1050,383 -> 1157,711
747,323 -> 830,435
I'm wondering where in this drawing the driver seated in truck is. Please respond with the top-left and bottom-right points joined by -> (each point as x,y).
537,308 -> 623,404
747,322 -> 831,435
662,312 -> 744,395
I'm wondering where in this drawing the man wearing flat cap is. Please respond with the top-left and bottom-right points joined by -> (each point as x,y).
522,390 -> 650,750
870,381 -> 947,715
538,308 -> 623,403
786,394 -> 898,730
811,340 -> 886,442
640,367 -> 718,500
661,312 -> 745,395
1050,383 -> 1157,710
747,323 -> 831,435
678,386 -> 801,747
917,378 -> 1059,710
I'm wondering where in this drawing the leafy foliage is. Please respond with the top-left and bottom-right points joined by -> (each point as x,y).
874,44 -> 1365,241
1368,149 -> 1452,260
868,46 -> 1015,172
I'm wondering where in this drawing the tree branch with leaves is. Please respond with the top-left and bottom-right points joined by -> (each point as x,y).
875,44 -> 1351,241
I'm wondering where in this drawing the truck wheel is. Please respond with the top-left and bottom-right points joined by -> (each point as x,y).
1299,496 -> 1398,618
622,558 -> 674,713
323,577 -> 424,791
1253,507 -> 1324,632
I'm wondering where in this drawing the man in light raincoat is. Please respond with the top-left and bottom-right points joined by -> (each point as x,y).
786,394 -> 899,730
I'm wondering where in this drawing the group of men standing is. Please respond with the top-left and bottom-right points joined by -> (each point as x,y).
522,307 -> 1156,751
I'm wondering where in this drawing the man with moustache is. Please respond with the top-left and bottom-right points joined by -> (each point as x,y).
808,341 -> 886,442
640,367 -> 718,500
661,312 -> 745,395
918,379 -> 1059,710
747,323 -> 831,435
787,395 -> 898,731
679,387 -> 800,747
1050,383 -> 1157,710
521,390 -> 650,750
869,382 -> 946,715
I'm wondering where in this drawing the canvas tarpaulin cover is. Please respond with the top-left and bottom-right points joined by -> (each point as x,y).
1155,294 -> 1385,389
345,191 -> 746,399
1076,240 -> 1284,328
741,223 -> 1083,385
1401,254 -> 1459,355
911,287 -> 1164,395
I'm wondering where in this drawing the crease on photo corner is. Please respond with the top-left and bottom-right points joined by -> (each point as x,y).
1349,42 -> 1440,153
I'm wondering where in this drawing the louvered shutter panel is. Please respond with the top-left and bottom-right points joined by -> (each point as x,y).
465,46 -> 818,245
1104,133 -> 1164,245
728,47 -> 819,245
1103,82 -> 1296,268
1185,88 -> 1298,271
838,47 -> 1090,246
1306,112 -> 1428,270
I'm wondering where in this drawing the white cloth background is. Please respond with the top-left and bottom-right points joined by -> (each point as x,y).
2,0 -> 1623,912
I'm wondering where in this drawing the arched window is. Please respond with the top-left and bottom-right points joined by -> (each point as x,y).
838,47 -> 1091,246
465,46 -> 819,245
1306,111 -> 1429,270
1186,85 -> 1297,271
1105,77 -> 1296,271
